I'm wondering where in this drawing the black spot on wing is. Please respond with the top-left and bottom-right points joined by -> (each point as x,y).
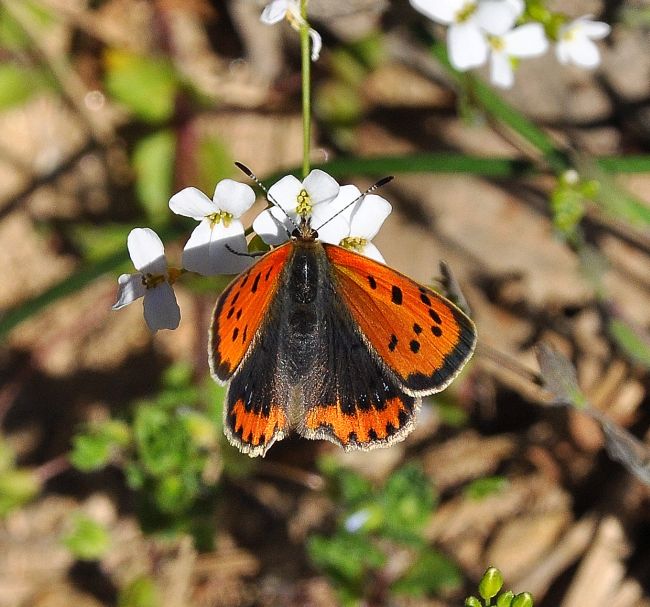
388,334 -> 398,352
368,276 -> 377,289
391,285 -> 403,305
431,325 -> 442,337
413,323 -> 422,334
429,309 -> 442,324
410,339 -> 420,353
251,272 -> 261,293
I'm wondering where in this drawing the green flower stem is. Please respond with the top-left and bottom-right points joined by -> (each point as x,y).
300,0 -> 311,178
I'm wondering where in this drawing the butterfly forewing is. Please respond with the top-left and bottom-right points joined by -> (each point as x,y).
209,243 -> 291,381
324,244 -> 476,396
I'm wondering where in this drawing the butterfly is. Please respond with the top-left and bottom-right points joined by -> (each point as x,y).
208,181 -> 477,458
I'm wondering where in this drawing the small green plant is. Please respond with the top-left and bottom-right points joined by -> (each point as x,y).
63,514 -> 111,561
70,362 -> 226,546
465,567 -> 533,607
308,460 -> 461,606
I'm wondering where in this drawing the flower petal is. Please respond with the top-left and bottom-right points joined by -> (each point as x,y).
490,50 -> 515,88
260,0 -> 290,24
579,18 -> 611,40
252,207 -> 293,246
213,179 -> 256,218
267,175 -> 303,213
475,0 -> 521,36
303,169 -> 339,206
309,27 -> 322,61
127,228 -> 167,274
312,184 -> 360,243
348,194 -> 392,241
568,37 -> 601,68
112,273 -> 146,310
448,22 -> 488,70
359,242 -> 385,264
143,283 -> 180,332
555,40 -> 571,64
169,187 -> 215,221
409,0 -> 467,24
503,23 -> 548,57
182,220 -> 252,275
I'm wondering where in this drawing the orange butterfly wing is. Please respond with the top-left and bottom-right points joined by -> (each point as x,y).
324,244 -> 476,395
209,243 -> 291,382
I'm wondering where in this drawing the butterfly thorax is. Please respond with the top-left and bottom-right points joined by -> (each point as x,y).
291,216 -> 318,242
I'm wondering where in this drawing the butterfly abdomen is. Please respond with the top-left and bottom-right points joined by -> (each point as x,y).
282,243 -> 328,381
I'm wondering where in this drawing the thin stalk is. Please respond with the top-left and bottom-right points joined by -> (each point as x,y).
300,0 -> 311,177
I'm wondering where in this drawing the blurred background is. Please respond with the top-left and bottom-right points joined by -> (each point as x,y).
1,0 -> 649,606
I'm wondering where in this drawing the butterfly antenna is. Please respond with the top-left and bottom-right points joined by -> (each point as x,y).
315,176 -> 394,231
234,162 -> 298,233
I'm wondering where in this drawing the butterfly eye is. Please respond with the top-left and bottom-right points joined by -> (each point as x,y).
291,228 -> 301,238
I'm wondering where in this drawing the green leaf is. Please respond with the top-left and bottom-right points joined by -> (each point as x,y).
104,49 -> 179,122
70,420 -> 131,472
154,472 -> 199,514
608,319 -> 650,370
70,434 -> 113,472
195,135 -> 234,194
63,515 -> 110,560
434,398 -> 469,427
133,405 -> 191,476
132,129 -> 176,225
118,576 -> 160,607
381,464 -> 436,542
0,469 -> 41,516
0,438 -> 15,472
70,223 -> 136,263
465,597 -> 482,607
392,549 -> 462,596
0,3 -> 54,51
0,63 -> 49,110
464,476 -> 508,501
315,80 -> 364,126
308,532 -> 385,586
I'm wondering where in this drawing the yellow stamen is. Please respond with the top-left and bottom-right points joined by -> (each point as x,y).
142,273 -> 166,289
167,267 -> 182,284
456,2 -> 477,23
488,34 -> 505,51
295,189 -> 312,217
206,210 -> 234,228
340,236 -> 368,252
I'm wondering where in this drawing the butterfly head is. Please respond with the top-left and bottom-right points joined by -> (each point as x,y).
291,215 -> 318,242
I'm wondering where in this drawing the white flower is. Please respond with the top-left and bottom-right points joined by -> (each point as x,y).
261,0 -> 322,61
169,179 -> 256,276
410,0 -> 523,71
112,228 -> 181,332
252,169 -> 339,246
316,185 -> 392,263
556,16 -> 611,69
488,22 -> 548,88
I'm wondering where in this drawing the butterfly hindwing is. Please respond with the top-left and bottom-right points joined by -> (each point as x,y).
297,259 -> 420,451
223,317 -> 290,457
209,243 -> 291,382
323,244 -> 476,396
